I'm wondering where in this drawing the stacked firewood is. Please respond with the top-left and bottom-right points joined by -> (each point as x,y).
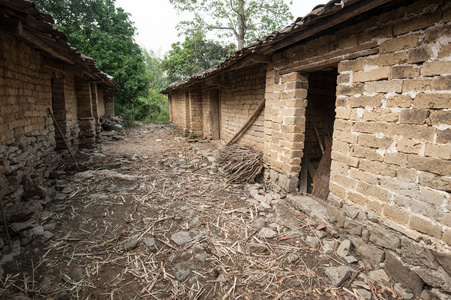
217,145 -> 263,183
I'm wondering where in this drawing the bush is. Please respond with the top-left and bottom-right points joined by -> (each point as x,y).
114,91 -> 169,125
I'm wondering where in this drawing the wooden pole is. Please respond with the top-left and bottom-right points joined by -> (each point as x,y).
226,98 -> 266,145
312,123 -> 325,155
47,108 -> 81,171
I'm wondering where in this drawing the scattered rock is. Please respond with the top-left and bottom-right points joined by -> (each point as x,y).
259,202 -> 272,212
325,266 -> 352,287
10,220 -> 36,233
345,256 -> 359,264
172,263 -> 191,282
248,243 -> 267,254
337,239 -> 351,257
6,200 -> 42,223
258,228 -> 277,238
349,236 -> 385,266
30,226 -> 44,236
194,251 -> 209,262
250,218 -> 266,229
367,269 -> 390,283
306,236 -> 320,248
217,273 -> 229,282
394,283 -> 414,299
322,240 -> 336,253
247,199 -> 259,205
275,203 -> 299,230
23,185 -> 47,200
356,288 -> 372,299
144,238 -> 155,248
434,251 -> 451,277
41,231 -> 54,241
121,238 -> 139,251
254,194 -> 267,204
171,231 -> 201,245
315,230 -> 327,238
414,266 -> 451,293
384,251 -> 423,296
286,253 -> 300,264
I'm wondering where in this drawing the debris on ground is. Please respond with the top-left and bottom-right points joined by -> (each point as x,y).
0,123 -> 418,299
216,145 -> 263,184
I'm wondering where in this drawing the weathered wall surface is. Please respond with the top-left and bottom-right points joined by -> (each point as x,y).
52,75 -> 80,151
217,64 -> 266,151
265,0 -> 451,296
97,88 -> 105,117
170,92 -> 189,132
0,32 -> 60,200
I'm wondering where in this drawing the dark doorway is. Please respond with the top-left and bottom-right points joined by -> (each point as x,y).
209,89 -> 221,140
300,69 -> 338,199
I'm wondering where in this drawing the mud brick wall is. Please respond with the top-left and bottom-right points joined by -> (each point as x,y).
0,32 -> 61,201
51,75 -> 80,151
170,92 -> 190,132
97,88 -> 105,117
264,71 -> 308,191
218,64 -> 266,151
103,90 -> 115,116
264,0 -> 451,296
201,89 -> 213,139
189,90 -> 203,135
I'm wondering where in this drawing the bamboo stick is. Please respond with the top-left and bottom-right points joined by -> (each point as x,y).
227,98 -> 266,145
48,108 -> 81,171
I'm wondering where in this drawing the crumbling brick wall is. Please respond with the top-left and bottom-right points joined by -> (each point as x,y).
0,32 -> 61,201
264,0 -> 450,295
213,64 -> 266,150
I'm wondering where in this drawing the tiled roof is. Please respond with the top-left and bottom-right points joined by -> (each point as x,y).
0,0 -> 121,91
161,0 -> 391,94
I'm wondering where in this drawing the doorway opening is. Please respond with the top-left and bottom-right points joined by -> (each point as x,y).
209,89 -> 221,140
300,69 -> 338,199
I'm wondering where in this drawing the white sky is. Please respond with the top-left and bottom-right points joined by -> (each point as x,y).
114,0 -> 326,56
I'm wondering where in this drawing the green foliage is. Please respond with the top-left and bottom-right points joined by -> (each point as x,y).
33,0 -> 150,110
169,0 -> 293,50
162,32 -> 235,84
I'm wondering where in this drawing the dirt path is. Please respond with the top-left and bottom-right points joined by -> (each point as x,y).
3,123 -> 400,299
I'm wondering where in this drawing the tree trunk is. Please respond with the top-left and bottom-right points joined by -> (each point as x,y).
237,0 -> 245,50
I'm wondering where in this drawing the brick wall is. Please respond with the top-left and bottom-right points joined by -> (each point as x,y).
51,75 -> 80,151
170,92 -> 189,131
329,0 -> 451,246
97,87 -> 105,117
0,32 -> 61,201
264,70 -> 309,191
216,64 -> 267,150
264,0 -> 451,294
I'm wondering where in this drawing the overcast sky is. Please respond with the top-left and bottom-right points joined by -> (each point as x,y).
114,0 -> 325,56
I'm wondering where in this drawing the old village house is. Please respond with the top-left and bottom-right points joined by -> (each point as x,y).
0,0 -> 119,205
162,0 -> 451,297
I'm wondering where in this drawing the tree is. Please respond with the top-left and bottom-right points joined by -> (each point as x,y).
143,49 -> 168,92
162,32 -> 236,84
169,0 -> 293,50
33,0 -> 150,112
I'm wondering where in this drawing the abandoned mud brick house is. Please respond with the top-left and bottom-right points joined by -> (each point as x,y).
163,0 -> 451,296
0,0 -> 120,201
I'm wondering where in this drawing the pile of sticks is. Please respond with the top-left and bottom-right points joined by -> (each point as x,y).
217,145 -> 263,184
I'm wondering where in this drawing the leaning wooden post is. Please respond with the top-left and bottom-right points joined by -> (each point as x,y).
48,108 -> 81,171
226,98 -> 266,145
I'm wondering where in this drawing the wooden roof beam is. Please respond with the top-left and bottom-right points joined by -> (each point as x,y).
19,26 -> 75,65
